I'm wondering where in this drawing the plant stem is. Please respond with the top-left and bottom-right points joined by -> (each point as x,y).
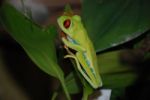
60,78 -> 71,100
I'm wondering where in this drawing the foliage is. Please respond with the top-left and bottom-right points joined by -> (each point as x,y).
82,0 -> 150,52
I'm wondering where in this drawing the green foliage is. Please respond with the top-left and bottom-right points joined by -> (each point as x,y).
98,50 -> 136,89
82,0 -> 150,52
0,2 -> 71,100
65,72 -> 81,94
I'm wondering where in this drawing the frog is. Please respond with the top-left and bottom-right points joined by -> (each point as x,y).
57,15 -> 102,89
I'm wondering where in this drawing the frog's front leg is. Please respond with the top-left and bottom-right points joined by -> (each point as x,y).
62,37 -> 86,52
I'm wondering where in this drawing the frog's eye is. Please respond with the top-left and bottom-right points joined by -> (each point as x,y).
63,19 -> 71,29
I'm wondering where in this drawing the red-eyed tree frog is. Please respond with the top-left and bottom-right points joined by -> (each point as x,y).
57,15 -> 103,89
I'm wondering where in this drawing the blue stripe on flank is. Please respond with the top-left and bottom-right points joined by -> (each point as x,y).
83,53 -> 90,67
67,36 -> 78,45
83,53 -> 96,75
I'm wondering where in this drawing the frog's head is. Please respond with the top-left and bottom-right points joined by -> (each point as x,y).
57,15 -> 81,37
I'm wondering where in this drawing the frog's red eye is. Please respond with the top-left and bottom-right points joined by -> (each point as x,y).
63,19 -> 71,29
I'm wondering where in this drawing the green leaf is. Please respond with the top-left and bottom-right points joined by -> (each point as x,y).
0,2 -> 71,100
82,0 -> 150,52
65,72 -> 81,94
97,50 -> 137,100
97,50 -> 137,88
0,2 -> 60,79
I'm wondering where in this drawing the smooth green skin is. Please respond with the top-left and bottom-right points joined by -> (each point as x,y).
57,15 -> 102,89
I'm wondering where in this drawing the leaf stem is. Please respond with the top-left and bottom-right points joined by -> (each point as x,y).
60,78 -> 71,100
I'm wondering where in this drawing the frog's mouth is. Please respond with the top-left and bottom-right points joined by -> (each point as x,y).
60,31 -> 67,39
60,31 -> 79,46
60,31 -> 72,41
60,31 -> 77,54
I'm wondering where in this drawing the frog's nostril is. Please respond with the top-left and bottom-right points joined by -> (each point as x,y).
64,19 -> 71,29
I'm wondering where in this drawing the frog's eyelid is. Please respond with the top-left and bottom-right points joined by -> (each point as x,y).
73,15 -> 81,21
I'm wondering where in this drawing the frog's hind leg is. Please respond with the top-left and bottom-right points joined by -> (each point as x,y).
76,52 -> 97,88
64,55 -> 93,86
